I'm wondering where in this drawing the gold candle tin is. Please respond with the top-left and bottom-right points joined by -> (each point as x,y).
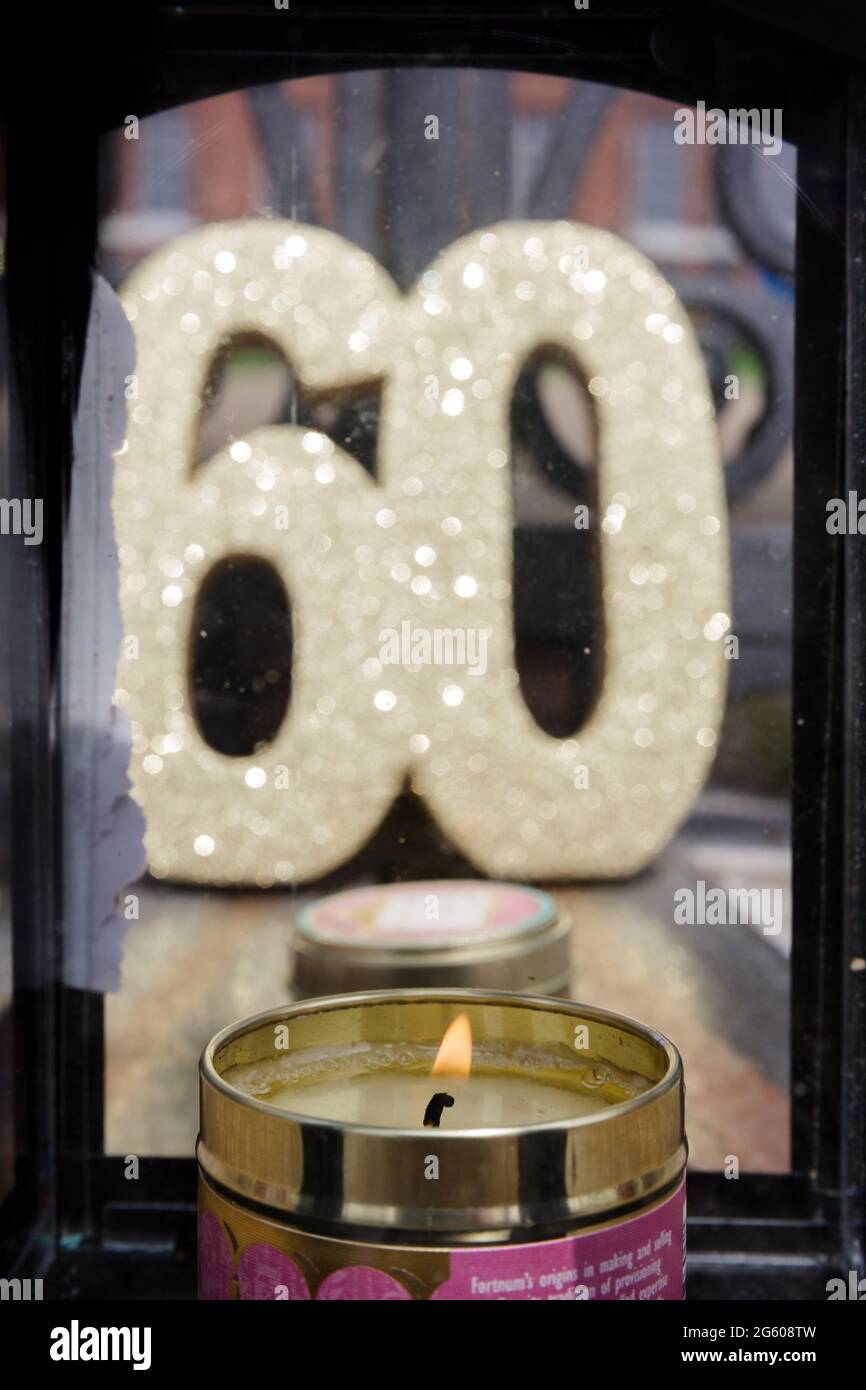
199,990 -> 687,1301
290,881 -> 572,997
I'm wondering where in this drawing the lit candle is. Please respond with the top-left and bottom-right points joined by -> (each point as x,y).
224,1013 -> 645,1128
199,991 -> 687,1301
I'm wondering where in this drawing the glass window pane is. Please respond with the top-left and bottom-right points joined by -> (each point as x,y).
99,74 -> 793,1175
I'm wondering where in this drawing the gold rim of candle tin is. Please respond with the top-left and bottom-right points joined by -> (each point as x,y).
199,990 -> 686,1244
290,886 -> 572,997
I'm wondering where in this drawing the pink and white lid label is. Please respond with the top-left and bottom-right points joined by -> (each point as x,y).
298,880 -> 556,951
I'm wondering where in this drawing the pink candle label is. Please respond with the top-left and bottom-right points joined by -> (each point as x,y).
431,1181 -> 685,1300
199,1177 -> 685,1300
298,880 -> 556,951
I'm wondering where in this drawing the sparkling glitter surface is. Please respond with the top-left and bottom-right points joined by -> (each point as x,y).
114,220 -> 729,884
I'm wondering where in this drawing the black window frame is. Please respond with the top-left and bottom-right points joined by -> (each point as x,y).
0,0 -> 863,1300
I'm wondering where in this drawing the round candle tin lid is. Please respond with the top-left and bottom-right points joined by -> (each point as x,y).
291,880 -> 571,996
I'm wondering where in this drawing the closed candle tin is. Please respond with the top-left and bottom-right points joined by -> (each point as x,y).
198,990 -> 687,1300
290,880 -> 572,997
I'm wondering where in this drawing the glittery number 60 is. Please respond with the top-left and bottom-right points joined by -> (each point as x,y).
115,221 -> 729,885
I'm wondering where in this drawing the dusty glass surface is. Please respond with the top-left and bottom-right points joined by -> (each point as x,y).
100,73 -> 793,1172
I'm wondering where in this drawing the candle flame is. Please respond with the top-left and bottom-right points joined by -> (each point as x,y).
431,1013 -> 472,1078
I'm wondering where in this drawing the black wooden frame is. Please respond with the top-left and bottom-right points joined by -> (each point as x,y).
0,0 -> 863,1299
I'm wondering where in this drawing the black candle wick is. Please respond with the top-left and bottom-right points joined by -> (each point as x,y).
423,1092 -> 455,1128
